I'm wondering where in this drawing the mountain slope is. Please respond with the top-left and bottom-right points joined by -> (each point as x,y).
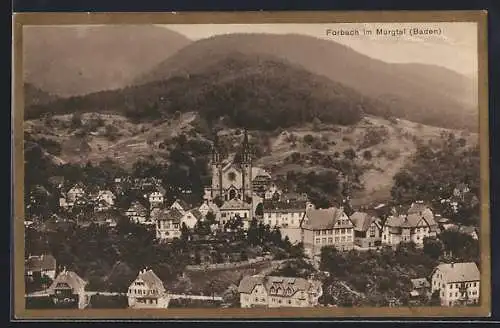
23,25 -> 192,97
134,33 -> 477,131
26,52 -> 393,129
24,83 -> 58,108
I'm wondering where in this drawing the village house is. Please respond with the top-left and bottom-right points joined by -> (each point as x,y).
409,278 -> 431,302
47,268 -> 88,309
431,262 -> 480,306
198,200 -> 221,222
170,198 -> 191,215
349,211 -> 382,249
382,202 -> 440,248
238,275 -> 323,308
181,209 -> 204,229
154,208 -> 183,241
300,207 -> 354,257
219,198 -> 252,228
252,174 -> 272,196
127,268 -> 170,309
125,201 -> 149,224
95,190 -> 116,211
66,184 -> 86,203
93,210 -> 118,228
48,176 -> 65,190
25,254 -> 57,280
264,183 -> 282,200
263,199 -> 307,229
453,183 -> 470,201
148,187 -> 166,209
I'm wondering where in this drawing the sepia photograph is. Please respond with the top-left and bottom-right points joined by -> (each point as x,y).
12,11 -> 490,319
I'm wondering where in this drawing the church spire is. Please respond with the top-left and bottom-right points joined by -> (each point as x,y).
242,129 -> 251,164
212,133 -> 221,163
243,129 -> 249,147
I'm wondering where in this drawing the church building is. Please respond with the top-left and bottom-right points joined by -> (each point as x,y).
205,130 -> 270,203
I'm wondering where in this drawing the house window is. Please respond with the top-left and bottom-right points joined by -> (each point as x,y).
322,230 -> 327,235
474,282 -> 477,287
315,231 -> 320,236
335,230 -> 339,235
341,236 -> 346,242
328,237 -> 333,244
328,230 -> 333,235
335,237 -> 339,242
369,226 -> 376,237
322,238 -> 326,244
315,238 -> 320,244
341,228 -> 346,234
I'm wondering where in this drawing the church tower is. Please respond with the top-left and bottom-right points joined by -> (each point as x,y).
211,134 -> 223,199
241,129 -> 253,202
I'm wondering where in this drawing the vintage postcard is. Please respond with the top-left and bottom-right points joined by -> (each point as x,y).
12,11 -> 490,319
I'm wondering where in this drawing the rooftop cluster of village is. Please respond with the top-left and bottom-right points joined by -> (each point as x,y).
25,132 -> 481,309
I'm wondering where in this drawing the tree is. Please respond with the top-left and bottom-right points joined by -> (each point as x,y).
194,252 -> 201,265
343,148 -> 357,160
240,250 -> 248,261
246,218 -> 259,246
430,290 -> 441,306
303,134 -> 315,145
423,237 -> 443,260
194,220 -> 211,236
205,212 -> 217,226
213,197 -> 224,208
255,203 -> 264,217
312,117 -> 322,131
180,222 -> 190,241
70,113 -> 82,129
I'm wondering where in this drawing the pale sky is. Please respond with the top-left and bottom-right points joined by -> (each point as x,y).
162,22 -> 478,79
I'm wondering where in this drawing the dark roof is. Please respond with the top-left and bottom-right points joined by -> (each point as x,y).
301,207 -> 351,230
433,262 -> 480,283
385,212 -> 439,230
280,192 -> 308,202
238,275 -> 321,297
47,270 -> 87,294
189,209 -> 203,220
171,198 -> 191,210
407,201 -> 428,213
253,175 -> 271,182
131,269 -> 166,293
349,212 -> 379,232
411,278 -> 430,289
263,200 -> 307,212
220,199 -> 251,210
127,201 -> 148,215
26,254 -> 56,272
93,210 -> 118,223
152,208 -> 183,223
